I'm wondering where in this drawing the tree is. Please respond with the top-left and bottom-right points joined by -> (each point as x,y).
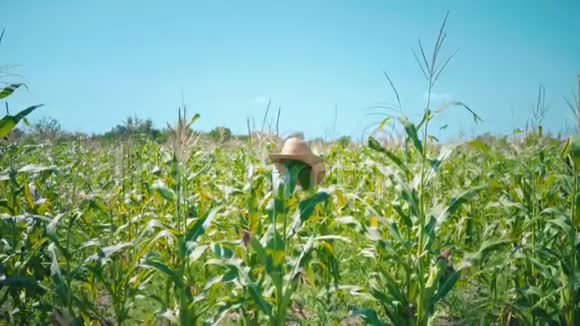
30,116 -> 62,140
336,135 -> 352,147
104,115 -> 161,141
209,126 -> 232,143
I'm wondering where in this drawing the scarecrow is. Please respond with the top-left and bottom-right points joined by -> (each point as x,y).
268,136 -> 326,191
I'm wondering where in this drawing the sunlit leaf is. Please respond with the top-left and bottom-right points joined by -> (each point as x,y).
17,164 -> 57,175
152,182 -> 176,202
298,191 -> 329,222
368,137 -> 409,174
399,116 -> 423,155
0,105 -> 43,138
0,83 -> 24,99
141,258 -> 183,287
185,205 -> 224,243
248,283 -> 272,317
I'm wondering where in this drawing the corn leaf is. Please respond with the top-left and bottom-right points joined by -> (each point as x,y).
0,105 -> 43,138
399,117 -> 423,155
152,183 -> 177,203
0,83 -> 24,99
368,136 -> 409,174
141,259 -> 183,288
351,308 -> 385,326
185,205 -> 224,243
248,283 -> 272,317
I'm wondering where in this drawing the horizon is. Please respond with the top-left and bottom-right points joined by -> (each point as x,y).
1,1 -> 579,141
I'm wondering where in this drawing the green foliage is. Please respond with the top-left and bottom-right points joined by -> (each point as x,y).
102,116 -> 162,141
0,105 -> 43,138
337,135 -> 352,148
0,83 -> 24,99
0,116 -> 577,324
0,70 -> 42,140
209,126 -> 232,143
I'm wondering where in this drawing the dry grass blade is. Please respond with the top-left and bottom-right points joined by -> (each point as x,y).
433,48 -> 460,84
365,111 -> 393,118
365,105 -> 400,115
246,117 -> 252,143
418,39 -> 431,76
530,84 -> 547,129
261,99 -> 272,133
383,71 -> 402,109
413,48 -> 429,80
435,100 -> 483,123
276,106 -> 281,137
431,11 -> 450,69
565,74 -> 580,134
565,96 -> 576,115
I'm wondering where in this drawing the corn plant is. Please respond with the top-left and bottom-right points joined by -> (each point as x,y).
203,157 -> 349,326
350,12 -> 512,325
0,70 -> 47,323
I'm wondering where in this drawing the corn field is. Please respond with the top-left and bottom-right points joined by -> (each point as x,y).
1,105 -> 579,325
2,12 -> 580,326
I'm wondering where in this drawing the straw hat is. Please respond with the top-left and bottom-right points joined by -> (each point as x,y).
269,137 -> 326,186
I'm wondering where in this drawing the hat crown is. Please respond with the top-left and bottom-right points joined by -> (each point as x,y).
279,137 -> 313,156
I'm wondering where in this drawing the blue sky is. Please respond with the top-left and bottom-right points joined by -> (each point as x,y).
1,1 -> 579,141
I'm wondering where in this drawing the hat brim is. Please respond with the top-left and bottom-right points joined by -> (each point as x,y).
268,153 -> 321,167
